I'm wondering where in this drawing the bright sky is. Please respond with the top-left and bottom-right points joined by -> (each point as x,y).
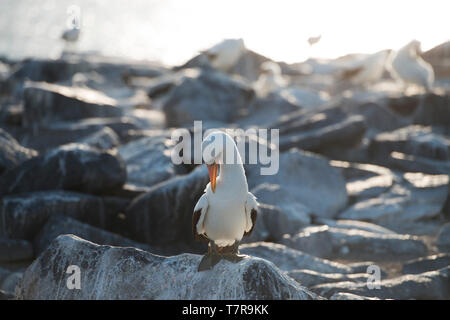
1,0 -> 448,65
154,0 -> 450,64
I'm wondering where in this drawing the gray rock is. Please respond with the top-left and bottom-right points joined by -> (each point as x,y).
436,223 -> 450,252
17,235 -> 317,300
314,218 -> 395,235
118,134 -> 187,188
237,91 -> 301,127
288,269 -> 371,288
385,151 -> 450,175
0,289 -> 14,300
240,242 -> 352,274
0,191 -> 115,240
0,128 -> 37,175
247,149 -> 348,219
346,174 -> 394,202
339,173 -> 449,223
279,115 -> 366,153
402,254 -> 450,274
0,238 -> 33,263
23,82 -> 123,132
330,292 -> 381,300
412,93 -> 450,126
77,127 -> 120,150
0,144 -> 126,196
369,125 -> 450,162
162,68 -> 254,127
0,267 -> 22,294
33,215 -> 152,255
282,225 -> 427,261
125,165 -> 209,247
312,267 -> 450,299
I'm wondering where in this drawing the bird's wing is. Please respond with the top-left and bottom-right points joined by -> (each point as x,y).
244,192 -> 258,237
192,193 -> 209,242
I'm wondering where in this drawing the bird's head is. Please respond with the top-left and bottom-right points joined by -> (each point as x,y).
202,131 -> 238,193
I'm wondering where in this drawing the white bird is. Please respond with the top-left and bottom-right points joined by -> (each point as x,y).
338,49 -> 390,87
307,35 -> 322,46
192,131 -> 258,271
254,61 -> 287,96
203,39 -> 246,72
389,40 -> 434,91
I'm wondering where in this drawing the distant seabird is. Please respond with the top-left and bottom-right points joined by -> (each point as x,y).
389,40 -> 434,91
339,49 -> 390,87
254,61 -> 287,96
203,39 -> 246,72
193,131 -> 258,271
307,35 -> 322,46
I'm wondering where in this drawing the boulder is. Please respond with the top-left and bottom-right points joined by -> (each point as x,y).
17,235 -> 317,300
125,165 -> 209,247
162,68 -> 254,127
281,225 -> 427,261
312,267 -> 450,299
329,292 -> 381,300
288,269 -> 371,288
77,127 -> 120,150
402,254 -> 450,274
0,238 -> 33,263
0,144 -> 126,196
247,149 -> 348,219
339,173 -> 449,223
369,125 -> 450,162
240,242 -> 352,274
118,134 -> 187,188
278,115 -> 366,153
23,82 -> 123,131
436,223 -> 450,252
33,216 -> 152,255
0,267 -> 22,294
0,128 -> 37,175
0,191 -> 114,240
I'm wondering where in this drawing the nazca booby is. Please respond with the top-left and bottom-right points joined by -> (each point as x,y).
203,39 -> 246,72
389,40 -> 434,91
192,131 -> 258,271
254,61 -> 287,96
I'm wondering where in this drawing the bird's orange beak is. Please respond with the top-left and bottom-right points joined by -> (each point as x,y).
207,163 -> 218,193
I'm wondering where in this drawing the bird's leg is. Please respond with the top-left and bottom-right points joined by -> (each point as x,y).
198,240 -> 222,272
223,240 -> 246,263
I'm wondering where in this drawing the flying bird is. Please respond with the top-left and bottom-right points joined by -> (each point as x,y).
254,61 -> 287,96
389,40 -> 434,91
193,131 -> 258,271
307,35 -> 322,46
202,39 -> 246,72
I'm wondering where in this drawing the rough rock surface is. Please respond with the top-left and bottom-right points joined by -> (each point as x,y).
436,223 -> 450,252
118,134 -> 187,187
23,82 -> 123,131
312,267 -> 450,299
17,235 -> 317,300
240,242 -> 352,274
33,215 -> 152,254
402,254 -> 450,274
162,68 -> 254,127
281,225 -> 427,260
0,191 -> 113,240
0,144 -> 126,196
248,149 -> 348,219
0,128 -> 37,175
125,165 -> 209,246
0,238 -> 33,262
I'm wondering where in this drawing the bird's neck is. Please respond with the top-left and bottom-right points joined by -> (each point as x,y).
217,148 -> 248,192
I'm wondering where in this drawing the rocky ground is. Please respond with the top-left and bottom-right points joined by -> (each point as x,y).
0,44 -> 449,300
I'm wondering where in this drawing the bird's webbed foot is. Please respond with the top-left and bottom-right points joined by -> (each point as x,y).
197,241 -> 222,272
222,240 -> 247,263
